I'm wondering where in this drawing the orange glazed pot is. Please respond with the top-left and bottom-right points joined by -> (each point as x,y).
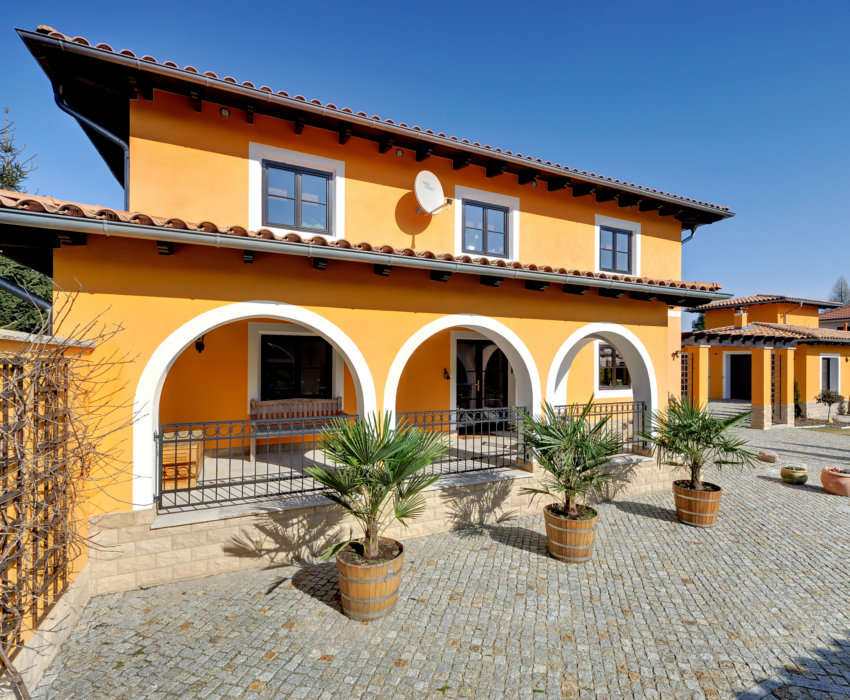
542,504 -> 598,563
335,539 -> 404,622
672,481 -> 722,527
820,468 -> 850,497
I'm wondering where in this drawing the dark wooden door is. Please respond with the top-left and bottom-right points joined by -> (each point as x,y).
728,354 -> 752,400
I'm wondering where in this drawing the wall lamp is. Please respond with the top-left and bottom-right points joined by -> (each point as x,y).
195,335 -> 206,353
443,368 -> 451,380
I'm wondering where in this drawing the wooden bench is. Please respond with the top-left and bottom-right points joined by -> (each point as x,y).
248,397 -> 348,460
161,429 -> 204,490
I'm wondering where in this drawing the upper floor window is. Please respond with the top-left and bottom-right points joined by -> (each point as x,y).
599,343 -> 631,389
264,162 -> 332,234
463,200 -> 509,258
599,225 -> 632,274
250,143 -> 346,240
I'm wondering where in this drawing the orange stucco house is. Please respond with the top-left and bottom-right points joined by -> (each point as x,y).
2,26 -> 734,601
682,294 -> 850,427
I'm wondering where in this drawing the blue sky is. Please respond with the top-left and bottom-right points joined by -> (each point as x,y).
2,1 -> 849,322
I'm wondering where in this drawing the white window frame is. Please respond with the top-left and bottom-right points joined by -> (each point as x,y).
594,214 -> 641,276
819,353 -> 840,393
247,322 -> 344,413
593,340 -> 633,399
249,142 -> 346,240
722,350 -> 751,400
454,185 -> 520,262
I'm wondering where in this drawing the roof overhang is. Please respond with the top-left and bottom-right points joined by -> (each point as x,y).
18,28 -> 733,232
0,208 -> 729,307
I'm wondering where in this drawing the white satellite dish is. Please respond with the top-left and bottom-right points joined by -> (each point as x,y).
413,170 -> 448,215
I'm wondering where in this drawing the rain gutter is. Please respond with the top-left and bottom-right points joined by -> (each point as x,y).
0,209 -> 729,303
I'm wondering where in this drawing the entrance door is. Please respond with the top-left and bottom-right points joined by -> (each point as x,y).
456,340 -> 509,410
728,354 -> 752,400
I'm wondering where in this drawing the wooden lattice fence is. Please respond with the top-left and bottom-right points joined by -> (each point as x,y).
0,352 -> 74,662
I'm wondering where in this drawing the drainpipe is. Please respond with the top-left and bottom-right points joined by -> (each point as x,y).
681,225 -> 698,244
783,301 -> 804,324
0,277 -> 51,311
53,86 -> 130,211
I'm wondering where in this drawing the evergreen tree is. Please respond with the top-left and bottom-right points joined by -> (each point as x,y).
0,108 -> 51,332
829,276 -> 850,305
691,312 -> 705,331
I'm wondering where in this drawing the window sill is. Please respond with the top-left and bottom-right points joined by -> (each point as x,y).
595,388 -> 634,399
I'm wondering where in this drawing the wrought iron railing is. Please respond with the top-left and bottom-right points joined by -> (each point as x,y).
156,408 -> 530,511
156,415 -> 357,511
397,407 -> 529,476
553,401 -> 647,453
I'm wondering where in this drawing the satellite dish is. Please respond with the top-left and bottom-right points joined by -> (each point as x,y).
414,171 -> 447,215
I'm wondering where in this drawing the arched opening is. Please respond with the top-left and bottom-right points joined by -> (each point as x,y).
546,323 -> 658,452
132,301 -> 376,509
384,314 -> 541,477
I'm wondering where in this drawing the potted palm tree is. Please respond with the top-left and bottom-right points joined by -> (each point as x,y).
518,400 -> 622,563
641,399 -> 757,527
305,413 -> 449,621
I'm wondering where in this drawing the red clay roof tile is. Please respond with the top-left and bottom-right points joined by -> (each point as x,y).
28,26 -> 730,214
692,294 -> 841,312
0,189 -> 722,293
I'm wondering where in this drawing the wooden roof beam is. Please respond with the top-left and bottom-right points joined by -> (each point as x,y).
416,144 -> 433,162
517,171 -> 539,186
570,182 -> 595,197
453,154 -> 472,170
547,177 -> 570,192
595,189 -> 618,203
486,163 -> 506,178
378,134 -> 395,154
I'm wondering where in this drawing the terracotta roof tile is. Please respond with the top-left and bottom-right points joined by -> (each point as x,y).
29,26 -> 730,214
695,322 -> 850,342
0,189 -> 722,292
692,294 -> 841,312
820,305 -> 850,321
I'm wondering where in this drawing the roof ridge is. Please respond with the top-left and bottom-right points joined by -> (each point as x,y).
25,26 -> 731,214
0,188 -> 723,292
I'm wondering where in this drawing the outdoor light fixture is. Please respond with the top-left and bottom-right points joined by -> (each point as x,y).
396,148 -> 404,157
195,336 -> 205,353
219,107 -> 230,118
443,368 -> 450,380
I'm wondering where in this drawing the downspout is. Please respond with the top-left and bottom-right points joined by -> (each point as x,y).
0,276 -> 52,330
53,86 -> 130,211
681,225 -> 698,244
783,301 -> 804,325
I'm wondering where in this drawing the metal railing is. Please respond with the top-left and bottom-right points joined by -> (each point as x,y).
156,415 -> 356,511
397,406 -> 528,475
553,401 -> 647,453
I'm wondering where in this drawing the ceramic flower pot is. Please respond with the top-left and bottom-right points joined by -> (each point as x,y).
820,468 -> 850,497
780,466 -> 808,485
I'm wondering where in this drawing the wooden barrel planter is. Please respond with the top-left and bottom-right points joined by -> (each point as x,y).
543,505 -> 597,563
672,481 -> 722,527
335,539 -> 404,621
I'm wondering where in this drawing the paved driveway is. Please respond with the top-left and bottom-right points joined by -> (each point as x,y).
34,428 -> 850,699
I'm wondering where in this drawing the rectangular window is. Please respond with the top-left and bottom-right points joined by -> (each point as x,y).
599,225 -> 632,274
821,356 -> 839,392
599,344 -> 631,389
463,200 -> 509,258
263,162 -> 332,233
260,335 -> 333,400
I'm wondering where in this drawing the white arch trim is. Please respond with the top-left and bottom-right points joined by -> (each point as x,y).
132,301 -> 377,509
546,322 -> 658,415
383,314 -> 542,419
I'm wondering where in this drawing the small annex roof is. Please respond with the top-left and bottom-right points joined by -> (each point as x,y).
690,294 -> 842,312
17,26 -> 732,231
820,304 -> 850,321
0,189 -> 725,305
687,321 -> 850,347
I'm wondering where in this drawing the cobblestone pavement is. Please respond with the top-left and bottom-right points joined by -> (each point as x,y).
34,427 -> 850,699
